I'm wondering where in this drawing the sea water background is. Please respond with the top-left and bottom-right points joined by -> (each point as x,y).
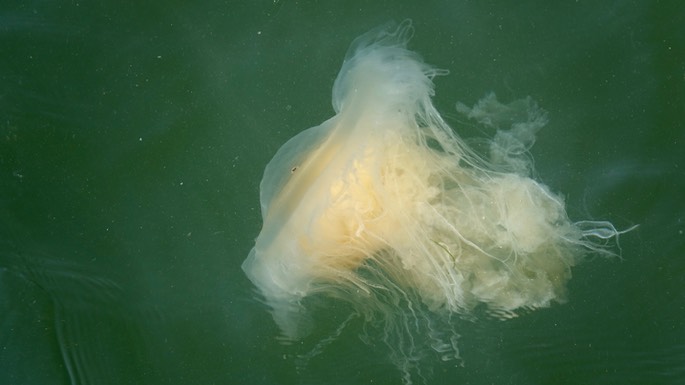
1,1 -> 683,384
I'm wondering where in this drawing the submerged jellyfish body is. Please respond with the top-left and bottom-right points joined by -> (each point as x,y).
243,20 -> 619,381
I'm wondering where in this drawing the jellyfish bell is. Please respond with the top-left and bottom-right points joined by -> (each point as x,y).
243,20 -> 449,337
242,20 -> 624,380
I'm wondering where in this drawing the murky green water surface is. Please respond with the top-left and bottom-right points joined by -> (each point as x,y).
1,1 -> 683,384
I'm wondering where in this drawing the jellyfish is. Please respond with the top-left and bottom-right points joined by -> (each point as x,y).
242,20 -> 623,382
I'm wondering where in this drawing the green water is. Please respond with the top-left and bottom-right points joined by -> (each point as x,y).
1,1 -> 683,384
